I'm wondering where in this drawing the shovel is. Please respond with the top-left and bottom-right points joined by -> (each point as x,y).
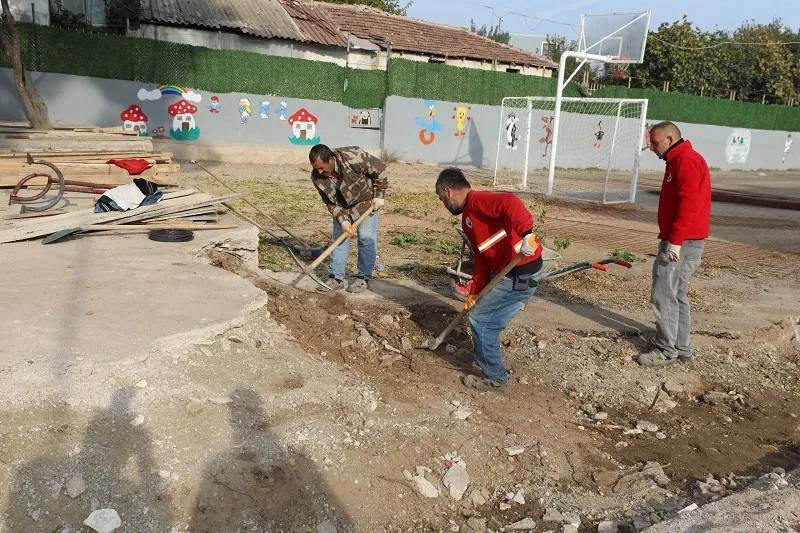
299,205 -> 376,278
42,223 -> 240,244
416,251 -> 525,350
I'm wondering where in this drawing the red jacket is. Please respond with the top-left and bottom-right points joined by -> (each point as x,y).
461,190 -> 542,294
658,140 -> 711,245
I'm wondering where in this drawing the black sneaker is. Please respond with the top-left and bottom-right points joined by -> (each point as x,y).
317,276 -> 346,292
347,276 -> 369,293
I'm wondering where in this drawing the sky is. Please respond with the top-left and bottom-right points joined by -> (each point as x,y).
406,0 -> 800,41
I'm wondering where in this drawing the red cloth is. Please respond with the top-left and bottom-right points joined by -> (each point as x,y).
461,190 -> 542,294
657,140 -> 712,245
106,159 -> 153,175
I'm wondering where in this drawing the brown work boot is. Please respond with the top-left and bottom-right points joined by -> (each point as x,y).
462,374 -> 508,394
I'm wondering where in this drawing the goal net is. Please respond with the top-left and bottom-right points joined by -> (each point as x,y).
494,97 -> 648,204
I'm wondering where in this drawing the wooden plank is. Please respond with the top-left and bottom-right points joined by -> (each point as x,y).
0,162 -> 178,175
3,209 -> 68,220
0,151 -> 173,161
0,172 -> 179,188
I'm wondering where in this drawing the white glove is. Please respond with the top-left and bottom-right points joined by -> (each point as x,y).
520,234 -> 540,256
372,198 -> 385,211
341,220 -> 356,238
666,243 -> 681,262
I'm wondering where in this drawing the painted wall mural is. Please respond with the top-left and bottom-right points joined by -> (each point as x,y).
725,128 -> 751,164
208,96 -> 221,113
120,105 -> 148,136
539,115 -> 554,157
260,101 -> 270,119
238,98 -> 252,124
593,121 -> 605,149
167,100 -> 200,141
288,108 -> 320,145
452,106 -> 471,136
150,126 -> 166,138
137,85 -> 202,103
278,102 -> 288,121
505,112 -> 519,150
416,100 -> 443,145
783,134 -> 793,164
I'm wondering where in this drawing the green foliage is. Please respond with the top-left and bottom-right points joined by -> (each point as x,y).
104,0 -> 142,34
611,249 -> 637,262
626,16 -> 800,105
390,232 -> 421,249
553,236 -> 570,251
469,19 -> 510,44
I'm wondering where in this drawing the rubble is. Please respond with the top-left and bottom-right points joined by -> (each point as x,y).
442,464 -> 470,501
83,509 -> 122,533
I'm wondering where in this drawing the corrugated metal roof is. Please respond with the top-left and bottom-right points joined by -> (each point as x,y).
141,0 -> 306,41
281,1 -> 348,47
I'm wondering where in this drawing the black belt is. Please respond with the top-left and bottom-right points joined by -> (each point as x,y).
507,272 -> 539,290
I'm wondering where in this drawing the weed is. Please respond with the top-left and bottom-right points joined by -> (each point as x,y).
382,148 -> 403,164
553,236 -> 571,251
612,249 -> 637,262
431,239 -> 458,255
390,232 -> 421,249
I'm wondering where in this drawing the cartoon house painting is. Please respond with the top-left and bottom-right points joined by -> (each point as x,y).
120,105 -> 148,135
168,99 -> 200,141
288,108 -> 320,145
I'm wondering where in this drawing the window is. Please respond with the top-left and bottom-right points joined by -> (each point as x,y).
505,67 -> 521,73
428,57 -> 446,64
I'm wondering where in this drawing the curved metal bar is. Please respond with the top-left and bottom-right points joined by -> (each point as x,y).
24,155 -> 65,212
10,173 -> 54,202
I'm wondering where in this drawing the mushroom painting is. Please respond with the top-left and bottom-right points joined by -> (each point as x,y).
120,104 -> 149,136
287,108 -> 320,145
168,99 -> 200,141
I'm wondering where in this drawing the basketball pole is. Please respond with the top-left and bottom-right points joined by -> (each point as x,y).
547,51 -> 610,196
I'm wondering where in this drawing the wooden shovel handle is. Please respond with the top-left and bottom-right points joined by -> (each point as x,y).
86,224 -> 240,231
306,205 -> 376,272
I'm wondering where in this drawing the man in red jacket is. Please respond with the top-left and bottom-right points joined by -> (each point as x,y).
638,122 -> 711,368
436,168 -> 543,393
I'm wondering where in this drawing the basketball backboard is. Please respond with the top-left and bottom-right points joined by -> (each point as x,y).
579,11 -> 651,63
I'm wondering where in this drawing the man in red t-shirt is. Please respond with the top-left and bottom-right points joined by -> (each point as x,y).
436,168 -> 543,393
638,122 -> 711,368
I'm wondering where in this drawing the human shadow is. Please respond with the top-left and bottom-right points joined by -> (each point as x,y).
5,388 -> 171,532
189,388 -> 352,532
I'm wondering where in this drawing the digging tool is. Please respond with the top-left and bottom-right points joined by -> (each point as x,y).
42,223 -> 240,244
300,205 -> 375,277
416,251 -> 526,350
213,196 -> 333,291
193,162 -> 320,256
416,256 -> 633,350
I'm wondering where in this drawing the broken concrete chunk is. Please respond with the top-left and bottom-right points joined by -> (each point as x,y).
542,509 -> 564,522
83,508 -> 122,533
470,489 -> 487,507
65,473 -> 87,498
412,476 -> 439,498
597,520 -> 618,533
593,412 -> 609,421
562,512 -> 581,527
135,380 -> 148,388
499,502 -> 511,511
511,488 -> 525,504
186,397 -> 206,416
442,464 -> 470,501
563,525 -> 579,533
636,420 -> 659,432
209,397 -> 234,405
452,408 -> 472,420
506,517 -> 536,530
130,414 -> 144,427
504,445 -> 525,456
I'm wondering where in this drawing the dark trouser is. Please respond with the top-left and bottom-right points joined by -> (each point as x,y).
650,239 -> 705,359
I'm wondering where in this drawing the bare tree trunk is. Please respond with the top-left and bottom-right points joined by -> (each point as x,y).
0,0 -> 52,129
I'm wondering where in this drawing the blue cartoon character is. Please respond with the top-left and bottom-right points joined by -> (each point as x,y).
238,98 -> 252,124
278,101 -> 288,121
415,99 -> 443,145
208,95 -> 221,113
259,101 -> 270,119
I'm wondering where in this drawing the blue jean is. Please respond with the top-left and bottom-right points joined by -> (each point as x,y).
330,212 -> 379,280
651,239 -> 705,359
468,271 -> 541,383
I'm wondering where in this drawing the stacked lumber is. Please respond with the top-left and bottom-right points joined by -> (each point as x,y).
0,127 -> 180,188
0,189 -> 235,244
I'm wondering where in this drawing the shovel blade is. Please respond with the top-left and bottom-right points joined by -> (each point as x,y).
42,227 -> 82,244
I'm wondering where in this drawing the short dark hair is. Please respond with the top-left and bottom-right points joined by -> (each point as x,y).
650,121 -> 681,139
309,144 -> 334,163
435,167 -> 471,195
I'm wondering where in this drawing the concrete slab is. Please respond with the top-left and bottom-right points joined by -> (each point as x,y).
0,226 -> 266,374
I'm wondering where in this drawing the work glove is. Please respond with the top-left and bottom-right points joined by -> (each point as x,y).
464,294 -> 478,310
666,243 -> 681,262
372,198 -> 385,211
341,220 -> 356,238
520,233 -> 540,256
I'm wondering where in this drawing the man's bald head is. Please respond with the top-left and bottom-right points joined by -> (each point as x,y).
649,121 -> 682,159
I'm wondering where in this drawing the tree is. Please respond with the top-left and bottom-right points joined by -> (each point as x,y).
469,19 -> 510,44
0,0 -> 52,129
319,0 -> 411,16
542,34 -> 598,86
104,0 -> 141,33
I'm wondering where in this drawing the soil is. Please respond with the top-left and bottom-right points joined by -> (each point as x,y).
1,161 -> 799,533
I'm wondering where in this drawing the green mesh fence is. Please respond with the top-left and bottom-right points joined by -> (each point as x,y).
593,87 -> 800,131
388,58 -> 584,105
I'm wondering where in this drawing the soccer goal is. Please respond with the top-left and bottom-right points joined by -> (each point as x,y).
493,97 -> 648,203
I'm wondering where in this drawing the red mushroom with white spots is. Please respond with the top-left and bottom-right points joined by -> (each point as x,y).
167,99 -> 200,140
120,104 -> 149,134
288,108 -> 318,142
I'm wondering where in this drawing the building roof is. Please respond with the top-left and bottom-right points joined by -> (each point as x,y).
281,1 -> 348,47
140,0 -> 307,41
303,2 -> 557,68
